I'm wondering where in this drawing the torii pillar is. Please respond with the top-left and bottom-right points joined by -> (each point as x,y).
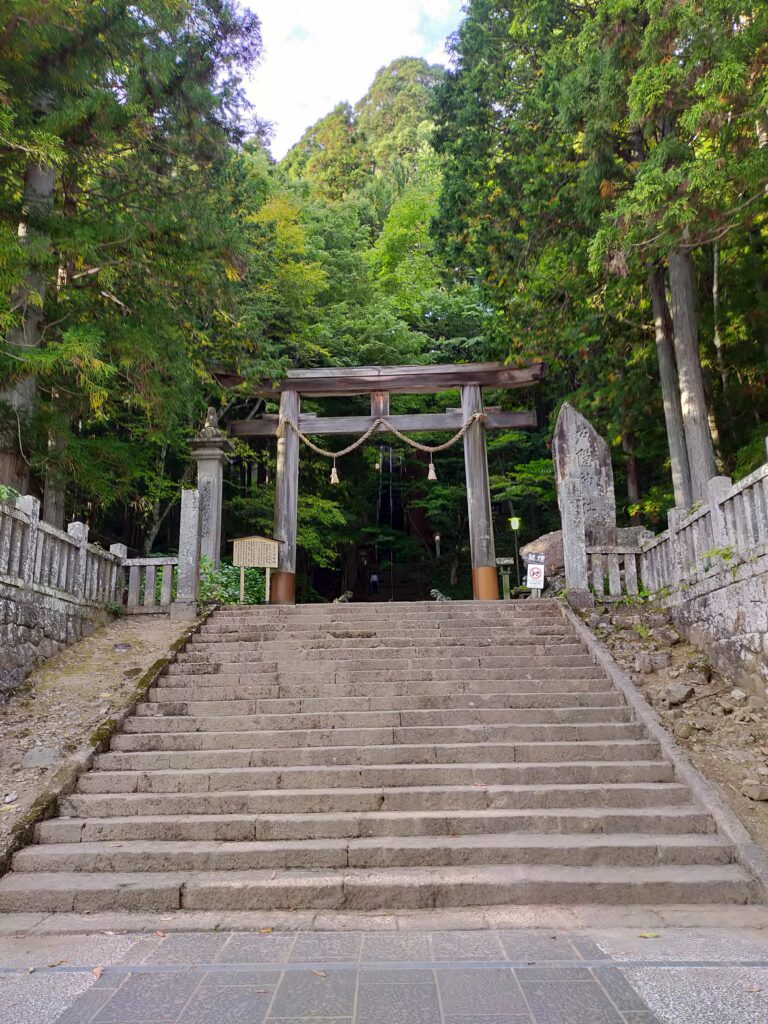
462,385 -> 499,600
271,390 -> 300,604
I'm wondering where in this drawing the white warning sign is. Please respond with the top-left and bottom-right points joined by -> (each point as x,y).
525,554 -> 546,590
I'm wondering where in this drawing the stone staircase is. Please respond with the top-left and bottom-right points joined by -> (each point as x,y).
0,601 -> 758,913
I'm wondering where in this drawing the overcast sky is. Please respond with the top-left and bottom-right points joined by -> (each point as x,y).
246,1 -> 465,159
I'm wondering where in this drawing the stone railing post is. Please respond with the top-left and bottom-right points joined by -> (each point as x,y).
666,507 -> 687,586
16,495 -> 40,585
171,488 -> 201,622
67,521 -> 89,599
109,543 -> 128,605
561,478 -> 594,609
705,476 -> 732,550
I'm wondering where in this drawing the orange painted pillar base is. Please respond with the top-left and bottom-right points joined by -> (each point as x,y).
270,571 -> 296,605
472,566 -> 499,600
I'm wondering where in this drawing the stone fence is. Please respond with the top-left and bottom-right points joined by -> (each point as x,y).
0,488 -> 202,697
555,403 -> 768,700
584,443 -> 768,603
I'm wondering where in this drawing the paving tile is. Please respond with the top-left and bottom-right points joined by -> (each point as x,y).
437,968 -> 528,1015
268,969 -> 356,1018
199,969 -> 282,988
497,933 -> 581,963
360,933 -> 433,962
591,966 -> 653,1012
289,933 -> 362,963
519,979 -> 624,1024
179,985 -> 272,1023
53,986 -> 114,1024
91,973 -> 202,1023
444,1017 -> 531,1024
357,982 -> 441,1024
216,935 -> 296,965
517,967 -> 592,982
568,935 -> 609,961
358,968 -> 434,984
432,931 -> 506,962
144,934 -> 229,965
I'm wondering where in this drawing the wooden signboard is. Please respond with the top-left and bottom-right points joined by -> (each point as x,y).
232,535 -> 279,604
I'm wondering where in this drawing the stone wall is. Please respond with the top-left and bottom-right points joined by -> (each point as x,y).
664,553 -> 768,702
0,578 -> 111,699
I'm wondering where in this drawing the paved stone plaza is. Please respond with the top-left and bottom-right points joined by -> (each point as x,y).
1,925 -> 768,1024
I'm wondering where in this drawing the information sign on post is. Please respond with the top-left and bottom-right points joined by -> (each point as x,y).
232,535 -> 280,604
525,552 -> 546,593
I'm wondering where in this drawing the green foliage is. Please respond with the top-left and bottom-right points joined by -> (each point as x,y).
433,0 -> 768,508
199,557 -> 266,605
0,484 -> 19,503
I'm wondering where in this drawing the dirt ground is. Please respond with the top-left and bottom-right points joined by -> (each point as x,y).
0,616 -> 187,852
586,605 -> 768,850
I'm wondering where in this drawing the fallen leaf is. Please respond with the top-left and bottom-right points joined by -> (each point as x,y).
47,959 -> 68,967
312,970 -> 327,978
154,930 -> 165,938
638,932 -> 660,939
259,927 -> 273,934
102,931 -> 116,936
92,966 -> 103,979
745,987 -> 762,994
28,966 -> 35,974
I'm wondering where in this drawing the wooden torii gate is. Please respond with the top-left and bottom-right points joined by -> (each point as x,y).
226,361 -> 544,604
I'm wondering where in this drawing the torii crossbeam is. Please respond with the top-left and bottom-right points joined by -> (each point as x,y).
224,361 -> 544,604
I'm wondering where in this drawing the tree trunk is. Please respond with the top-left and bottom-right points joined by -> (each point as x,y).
667,250 -> 717,502
0,161 -> 56,491
622,430 -> 641,519
648,265 -> 693,508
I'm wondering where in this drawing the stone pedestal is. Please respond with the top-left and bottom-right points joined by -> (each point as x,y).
171,488 -> 201,622
189,409 -> 231,569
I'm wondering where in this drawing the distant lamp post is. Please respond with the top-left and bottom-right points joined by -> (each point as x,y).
509,516 -> 521,586
434,533 -> 441,560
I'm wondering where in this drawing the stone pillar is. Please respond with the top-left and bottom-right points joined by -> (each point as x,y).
171,488 -> 201,621
189,408 -> 231,569
16,495 -> 40,586
67,520 -> 89,599
272,390 -> 300,604
552,403 -> 617,608
706,476 -> 732,549
560,478 -> 594,608
666,507 -> 688,586
109,543 -> 128,605
461,385 -> 499,600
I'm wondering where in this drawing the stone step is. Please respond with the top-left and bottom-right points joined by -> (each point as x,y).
149,677 -> 615,702
61,782 -> 692,819
196,627 -> 572,642
124,706 -> 634,734
175,652 -> 596,670
212,602 -> 561,617
136,690 -> 628,717
166,662 -> 600,680
95,739 -> 663,771
13,833 -> 735,874
186,637 -> 583,654
110,722 -> 647,753
78,760 -> 676,794
37,805 -> 715,844
0,862 -> 754,913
